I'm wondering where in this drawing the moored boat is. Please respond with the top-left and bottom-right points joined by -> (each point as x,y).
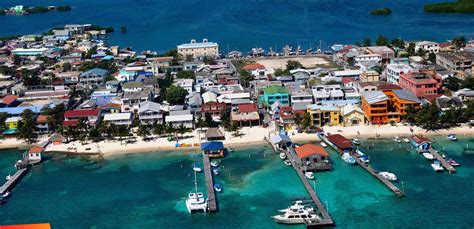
342,153 -> 356,165
212,168 -> 220,175
305,172 -> 315,180
210,161 -> 219,167
272,205 -> 320,224
320,142 -> 327,148
355,150 -> 370,163
5,175 -> 11,180
403,137 -> 410,143
393,136 -> 402,143
214,184 -> 222,192
447,158 -> 460,167
422,152 -> 434,160
431,161 -> 444,172
447,134 -> 457,141
193,165 -> 202,173
352,138 -> 360,145
284,159 -> 292,166
378,171 -> 397,181
279,153 -> 287,160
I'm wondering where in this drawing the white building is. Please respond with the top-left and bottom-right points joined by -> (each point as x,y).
311,85 -> 344,104
177,39 -> 219,58
385,63 -> 413,85
415,41 -> 439,54
103,113 -> 133,126
138,101 -> 162,125
354,54 -> 382,64
165,111 -> 194,128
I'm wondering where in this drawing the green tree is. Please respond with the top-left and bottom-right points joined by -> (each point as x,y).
220,111 -> 231,130
362,37 -> 372,47
461,77 -> 474,90
404,105 -> 418,124
153,122 -> 165,136
18,109 -> 38,144
452,36 -> 467,48
88,127 -> 101,142
286,60 -> 303,70
428,52 -> 437,63
76,118 -> 89,144
164,85 -> 189,105
204,112 -> 215,127
176,70 -> 195,79
177,124 -> 188,139
445,77 -> 462,91
137,123 -> 151,140
376,35 -> 389,46
62,62 -> 72,72
116,125 -> 130,145
240,69 -> 255,87
230,122 -> 240,137
301,112 -> 312,129
416,103 -> 440,131
294,113 -> 302,127
391,38 -> 405,49
406,42 -> 416,56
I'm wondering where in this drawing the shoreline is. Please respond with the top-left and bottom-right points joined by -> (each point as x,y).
1,125 -> 473,157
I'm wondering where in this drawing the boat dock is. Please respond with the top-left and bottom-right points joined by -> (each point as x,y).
283,147 -> 334,227
0,160 -> 29,195
428,148 -> 456,173
202,155 -> 218,212
321,135 -> 405,197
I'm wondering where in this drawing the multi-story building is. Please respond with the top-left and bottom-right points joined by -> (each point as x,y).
360,70 -> 379,82
415,41 -> 440,53
138,101 -> 162,125
398,69 -> 442,98
363,46 -> 395,63
79,68 -> 108,86
103,113 -> 133,126
306,104 -> 341,127
177,39 -> 219,58
201,101 -> 227,117
361,91 -> 389,124
385,63 -> 413,85
384,89 -> 422,122
311,85 -> 344,104
436,52 -> 474,72
262,85 -> 290,107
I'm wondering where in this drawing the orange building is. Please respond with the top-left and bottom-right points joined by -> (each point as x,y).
384,89 -> 422,122
361,91 -> 389,124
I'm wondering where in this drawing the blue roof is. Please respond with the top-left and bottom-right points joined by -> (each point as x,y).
81,68 -> 108,77
0,106 -> 42,115
91,53 -> 106,59
201,141 -> 224,151
102,55 -> 114,60
321,99 -> 359,105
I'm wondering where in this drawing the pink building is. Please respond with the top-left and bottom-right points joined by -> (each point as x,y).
399,70 -> 442,98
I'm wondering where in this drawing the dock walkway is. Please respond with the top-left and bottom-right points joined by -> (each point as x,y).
428,148 -> 456,173
321,135 -> 404,197
0,168 -> 28,194
202,155 -> 217,212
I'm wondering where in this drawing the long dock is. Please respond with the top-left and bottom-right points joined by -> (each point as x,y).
428,148 -> 456,173
202,155 -> 217,212
283,147 -> 334,227
321,135 -> 405,197
0,167 -> 28,195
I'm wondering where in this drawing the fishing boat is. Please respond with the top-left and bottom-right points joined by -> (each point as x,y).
272,206 -> 320,224
210,161 -> 219,167
342,153 -> 356,165
352,138 -> 360,145
393,136 -> 402,143
378,171 -> 397,181
284,160 -> 292,166
305,172 -> 315,180
279,153 -> 287,160
214,184 -> 222,193
186,170 -> 208,213
320,142 -> 327,148
447,134 -> 457,141
447,158 -> 460,167
431,161 -> 444,172
422,152 -> 435,160
212,168 -> 220,175
403,137 -> 410,143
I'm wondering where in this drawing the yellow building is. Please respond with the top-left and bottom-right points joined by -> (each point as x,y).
360,70 -> 380,82
5,117 -> 21,129
177,39 -> 219,58
307,105 -> 341,127
341,104 -> 365,126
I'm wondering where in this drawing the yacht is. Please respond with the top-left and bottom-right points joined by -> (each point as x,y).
272,206 -> 321,224
186,170 -> 208,213
320,142 -> 327,148
422,152 -> 435,160
279,153 -> 287,160
210,161 -> 219,167
447,134 -> 457,141
278,201 -> 314,213
393,136 -> 402,143
305,172 -> 315,180
214,184 -> 222,192
284,160 -> 292,166
447,158 -> 460,167
352,139 -> 360,145
378,171 -> 397,181
341,153 -> 356,165
431,161 -> 444,172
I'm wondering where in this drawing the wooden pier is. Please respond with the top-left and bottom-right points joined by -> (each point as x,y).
0,159 -> 29,195
202,155 -> 218,212
321,135 -> 405,197
428,148 -> 456,173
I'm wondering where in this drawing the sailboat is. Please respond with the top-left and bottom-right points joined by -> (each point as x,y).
185,169 -> 208,213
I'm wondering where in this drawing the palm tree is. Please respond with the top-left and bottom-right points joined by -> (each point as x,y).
177,124 -> 187,139
230,122 -> 240,137
77,118 -> 88,144
137,123 -> 151,141
153,122 -> 164,137
295,113 -> 302,127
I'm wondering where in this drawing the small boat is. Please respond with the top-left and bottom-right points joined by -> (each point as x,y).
422,152 -> 434,160
431,161 -> 444,172
6,175 -> 12,181
284,160 -> 292,166
214,184 -> 222,192
193,166 -> 202,173
212,168 -> 220,175
272,206 -> 320,224
342,153 -> 356,165
352,138 -> 360,145
379,171 -> 397,181
320,142 -> 327,148
228,147 -> 234,152
1,191 -> 10,198
393,136 -> 402,143
441,153 -> 447,158
447,134 -> 457,141
403,137 -> 410,143
354,150 -> 370,163
279,153 -> 287,160
210,161 -> 219,167
447,158 -> 460,167
305,172 -> 315,180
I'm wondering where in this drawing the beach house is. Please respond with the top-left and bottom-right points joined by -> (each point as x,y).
306,104 -> 341,127
165,110 -> 194,128
385,63 -> 412,85
138,101 -> 162,125
103,113 -> 133,126
341,104 -> 364,126
262,85 -> 290,107
79,68 -> 108,86
231,103 -> 260,127
415,41 -> 439,54
63,109 -> 101,126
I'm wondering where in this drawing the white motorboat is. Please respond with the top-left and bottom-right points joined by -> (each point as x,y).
447,134 -> 457,141
355,150 -> 370,163
212,168 -> 220,175
284,160 -> 292,166
272,206 -> 321,224
214,184 -> 222,192
193,166 -> 202,173
378,171 -> 397,181
305,172 -> 315,180
186,170 -> 208,213
320,142 -> 327,148
278,201 -> 314,213
228,147 -> 235,152
279,153 -> 287,160
1,191 -> 10,198
431,161 -> 444,172
422,152 -> 435,160
210,161 -> 219,167
403,137 -> 410,143
447,158 -> 460,167
342,153 -> 356,165
393,136 -> 402,143
352,138 -> 360,145
6,175 -> 12,181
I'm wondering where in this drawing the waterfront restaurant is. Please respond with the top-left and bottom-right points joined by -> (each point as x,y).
326,134 -> 353,151
411,135 -> 431,151
294,144 -> 331,171
201,141 -> 225,158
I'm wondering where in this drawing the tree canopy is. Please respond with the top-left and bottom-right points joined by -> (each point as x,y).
164,85 -> 189,105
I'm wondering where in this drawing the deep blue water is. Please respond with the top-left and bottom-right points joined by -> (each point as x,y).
1,0 -> 474,52
0,136 -> 473,228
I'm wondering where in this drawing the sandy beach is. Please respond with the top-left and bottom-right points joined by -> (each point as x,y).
254,56 -> 330,69
2,124 -> 473,157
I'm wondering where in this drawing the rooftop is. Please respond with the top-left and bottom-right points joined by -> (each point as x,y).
361,91 -> 389,104
263,85 -> 289,95
295,144 -> 329,158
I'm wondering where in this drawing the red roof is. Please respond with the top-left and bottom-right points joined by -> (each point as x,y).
423,94 -> 441,102
29,146 -> 44,153
1,95 -> 18,105
242,63 -> 265,70
413,135 -> 431,144
377,84 -> 402,91
64,109 -> 100,119
238,103 -> 258,113
63,120 -> 79,127
327,134 -> 353,149
295,144 -> 329,158
280,106 -> 296,119
342,77 -> 356,84
36,115 -> 49,124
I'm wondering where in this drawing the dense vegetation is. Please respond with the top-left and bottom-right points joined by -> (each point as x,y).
370,8 -> 392,15
405,101 -> 474,131
424,0 -> 474,13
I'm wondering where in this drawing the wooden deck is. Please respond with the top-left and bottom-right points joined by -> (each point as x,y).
0,167 -> 28,195
321,135 -> 405,197
202,155 -> 218,212
428,148 -> 456,173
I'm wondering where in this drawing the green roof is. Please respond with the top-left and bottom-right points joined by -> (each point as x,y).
263,85 -> 289,95
3,128 -> 18,135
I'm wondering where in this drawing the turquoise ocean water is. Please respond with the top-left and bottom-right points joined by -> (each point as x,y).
0,136 -> 473,228
1,0 -> 474,52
